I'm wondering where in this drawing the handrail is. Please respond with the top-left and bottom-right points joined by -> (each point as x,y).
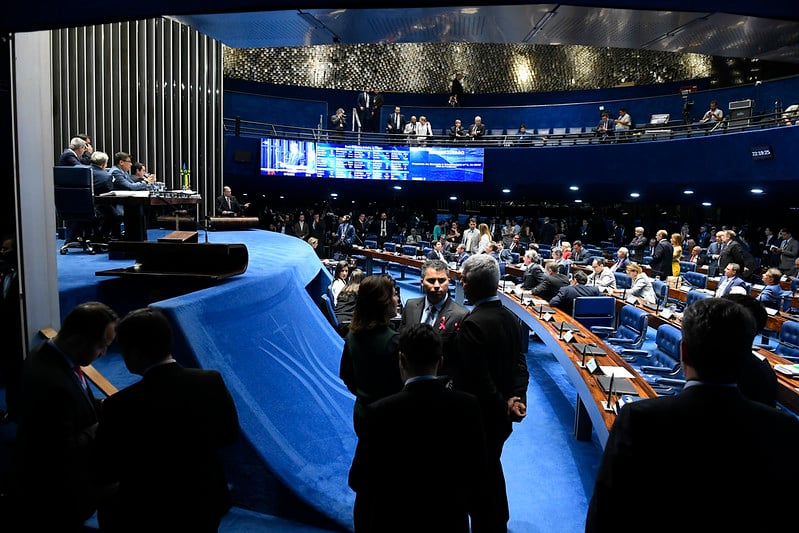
224,110 -> 791,147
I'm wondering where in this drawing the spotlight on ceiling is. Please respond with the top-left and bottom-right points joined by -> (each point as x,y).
393,185 -> 402,190
449,196 -> 458,201
330,193 -> 338,197
683,189 -> 694,195
702,201 -> 712,206
502,188 -> 511,193
750,188 -> 764,194
569,185 -> 579,191
629,192 -> 640,198
574,199 -> 583,203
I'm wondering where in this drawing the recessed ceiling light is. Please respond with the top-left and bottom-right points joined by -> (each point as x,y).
702,201 -> 712,206
574,199 -> 583,203
683,189 -> 694,195
629,192 -> 640,198
449,196 -> 458,201
393,185 -> 402,190
569,185 -> 579,191
502,188 -> 511,193
750,188 -> 764,194
330,193 -> 338,197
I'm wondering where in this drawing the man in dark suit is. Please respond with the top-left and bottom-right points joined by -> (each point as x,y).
95,307 -> 240,532
650,229 -> 673,281
309,212 -> 327,257
370,212 -> 394,249
530,262 -> 570,301
385,106 -> 406,136
349,323 -> 490,532
425,240 -> 449,262
293,213 -> 310,240
356,88 -> 370,132
451,72 -> 465,105
454,254 -> 529,533
216,185 -> 249,216
520,250 -> 546,290
335,214 -> 356,256
776,228 -> 799,275
586,298 -> 799,531
58,136 -> 88,166
89,151 -> 123,239
13,301 -> 118,531
400,259 -> 468,377
353,213 -> 369,244
549,270 -> 602,315
468,115 -> 486,139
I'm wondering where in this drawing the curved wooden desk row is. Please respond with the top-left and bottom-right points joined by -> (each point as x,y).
353,246 -> 657,448
611,293 -> 799,415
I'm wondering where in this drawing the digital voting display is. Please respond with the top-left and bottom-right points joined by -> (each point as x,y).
260,137 -> 484,182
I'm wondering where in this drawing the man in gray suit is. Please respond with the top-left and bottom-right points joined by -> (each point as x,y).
776,228 -> 799,274
399,259 -> 468,378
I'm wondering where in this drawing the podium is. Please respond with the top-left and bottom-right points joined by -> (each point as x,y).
97,241 -> 248,280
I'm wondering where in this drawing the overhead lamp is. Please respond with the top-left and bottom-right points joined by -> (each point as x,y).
502,188 -> 511,193
702,201 -> 712,206
569,185 -> 579,191
449,196 -> 458,201
393,185 -> 402,190
750,188 -> 764,194
574,199 -> 583,203
629,192 -> 640,198
330,193 -> 338,197
683,189 -> 694,195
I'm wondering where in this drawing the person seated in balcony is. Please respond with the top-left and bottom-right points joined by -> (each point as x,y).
516,124 -> 532,145
594,111 -> 614,142
467,116 -> 485,140
416,116 -> 432,145
699,99 -> 724,125
449,119 -> 468,141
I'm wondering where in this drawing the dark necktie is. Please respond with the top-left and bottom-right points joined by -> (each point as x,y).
227,197 -> 231,209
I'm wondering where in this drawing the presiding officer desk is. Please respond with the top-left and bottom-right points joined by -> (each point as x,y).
354,246 -> 658,447
95,190 -> 202,241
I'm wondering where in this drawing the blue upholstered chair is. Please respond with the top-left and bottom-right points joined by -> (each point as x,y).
631,324 -> 684,392
572,296 -> 615,329
593,304 -> 649,350
777,321 -> 799,361
319,293 -> 339,330
683,271 -> 707,289
679,261 -> 696,273
651,279 -> 669,308
614,271 -> 632,290
684,289 -> 712,308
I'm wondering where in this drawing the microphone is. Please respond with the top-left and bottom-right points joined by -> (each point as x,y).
601,373 -> 615,412
558,320 -> 565,339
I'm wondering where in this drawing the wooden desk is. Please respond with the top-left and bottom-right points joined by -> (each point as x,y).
499,292 -> 657,447
95,193 -> 202,241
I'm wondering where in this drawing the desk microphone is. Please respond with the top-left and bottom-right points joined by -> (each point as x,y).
580,344 -> 587,367
601,373 -> 615,412
558,320 -> 565,339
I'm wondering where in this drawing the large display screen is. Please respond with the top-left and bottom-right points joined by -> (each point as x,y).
260,137 -> 484,182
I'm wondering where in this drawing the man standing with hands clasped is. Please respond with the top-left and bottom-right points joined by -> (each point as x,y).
453,254 -> 529,533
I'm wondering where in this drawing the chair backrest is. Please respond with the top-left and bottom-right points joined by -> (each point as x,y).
780,290 -> 794,312
642,256 -> 653,265
652,324 -> 682,371
402,244 -> 418,256
614,271 -> 632,289
572,296 -> 615,328
319,293 -> 339,329
791,278 -> 799,293
614,305 -> 649,348
551,127 -> 567,135
498,261 -> 506,277
651,279 -> 669,306
683,271 -> 707,289
418,240 -> 430,248
383,242 -> 396,253
679,261 -> 696,273
778,321 -> 799,358
685,289 -> 712,307
53,166 -> 96,222
511,252 -> 520,263
364,239 -> 377,249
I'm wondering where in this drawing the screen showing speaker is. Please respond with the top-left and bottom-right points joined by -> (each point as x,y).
260,137 -> 484,182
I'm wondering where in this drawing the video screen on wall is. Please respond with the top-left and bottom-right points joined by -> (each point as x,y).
259,137 -> 484,182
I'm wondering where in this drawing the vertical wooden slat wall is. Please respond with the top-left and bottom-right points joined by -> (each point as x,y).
51,18 -> 223,218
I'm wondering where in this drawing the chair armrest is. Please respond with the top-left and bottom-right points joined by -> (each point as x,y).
608,337 -> 634,345
656,377 -> 686,387
640,365 -> 675,374
590,326 -> 614,336
621,349 -> 649,356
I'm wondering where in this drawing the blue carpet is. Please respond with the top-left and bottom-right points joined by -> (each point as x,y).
46,230 -> 603,532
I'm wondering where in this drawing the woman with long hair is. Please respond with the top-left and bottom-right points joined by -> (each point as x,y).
335,269 -> 365,334
477,223 -> 492,254
331,261 -> 349,305
671,233 -> 683,277
339,274 -> 402,436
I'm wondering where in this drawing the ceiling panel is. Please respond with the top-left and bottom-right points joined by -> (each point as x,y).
172,6 -> 799,64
